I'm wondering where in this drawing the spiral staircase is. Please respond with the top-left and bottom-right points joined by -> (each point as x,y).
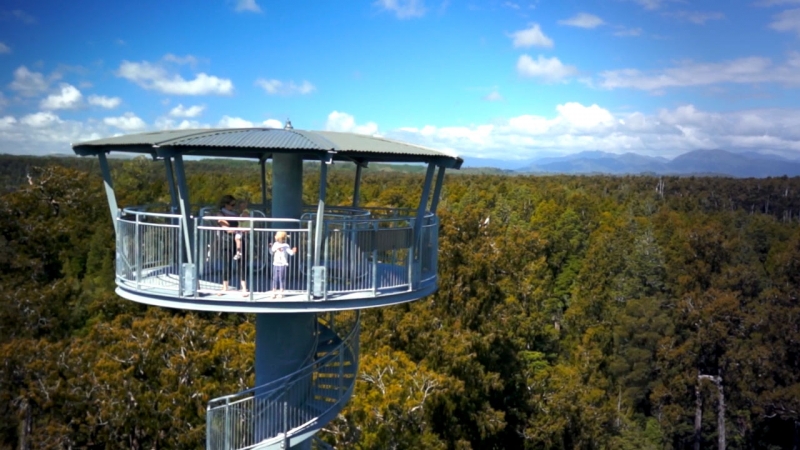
207,313 -> 359,450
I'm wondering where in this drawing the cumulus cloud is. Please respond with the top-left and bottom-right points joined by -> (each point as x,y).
614,27 -> 643,37
40,84 -> 83,110
20,111 -> 61,128
388,102 -> 800,161
484,90 -> 504,102
600,53 -> 800,91
517,54 -> 578,82
0,92 -> 7,111
325,111 -> 379,135
509,23 -> 554,48
234,0 -> 262,12
0,42 -> 10,54
770,8 -> 800,35
8,66 -> 50,97
88,95 -> 122,109
263,119 -> 283,128
4,9 -> 36,24
664,10 -> 725,24
558,13 -> 604,29
169,104 -> 205,118
163,53 -> 200,66
117,60 -> 234,95
374,0 -> 426,19
255,78 -> 316,95
217,116 -> 256,128
104,112 -> 146,131
755,0 -> 800,6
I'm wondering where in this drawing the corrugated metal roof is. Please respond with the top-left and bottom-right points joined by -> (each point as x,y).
72,127 -> 462,168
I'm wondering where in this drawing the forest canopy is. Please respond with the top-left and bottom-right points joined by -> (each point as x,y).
1,155 -> 799,449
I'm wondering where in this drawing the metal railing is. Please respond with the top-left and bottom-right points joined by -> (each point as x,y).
206,312 -> 360,450
114,205 -> 438,301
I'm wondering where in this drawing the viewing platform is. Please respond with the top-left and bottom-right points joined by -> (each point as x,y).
115,203 -> 439,313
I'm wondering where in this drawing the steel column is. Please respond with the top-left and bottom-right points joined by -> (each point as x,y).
97,152 -> 119,234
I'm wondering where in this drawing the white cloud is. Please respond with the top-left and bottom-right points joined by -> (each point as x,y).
40,84 -> 83,110
558,13 -> 604,29
387,103 -> 800,161
755,0 -> 800,6
517,54 -> 578,82
20,111 -> 61,128
235,0 -> 262,12
6,9 -> 36,24
104,112 -> 146,131
0,42 -> 10,54
0,116 -> 16,129
325,111 -> 379,135
628,0 -> 669,10
169,104 -> 205,118
374,0 -> 426,19
614,27 -> 643,37
665,10 -> 725,24
163,53 -> 200,66
484,90 -> 504,102
509,23 -> 554,48
117,60 -> 234,95
88,95 -> 122,109
8,66 -> 50,97
600,53 -> 800,91
263,119 -> 283,128
218,116 -> 256,128
770,8 -> 800,35
0,92 -> 7,111
255,78 -> 316,95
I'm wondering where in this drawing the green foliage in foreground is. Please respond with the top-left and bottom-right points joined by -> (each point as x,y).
1,156 -> 800,449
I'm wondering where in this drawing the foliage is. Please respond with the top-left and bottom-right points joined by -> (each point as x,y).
1,157 -> 800,449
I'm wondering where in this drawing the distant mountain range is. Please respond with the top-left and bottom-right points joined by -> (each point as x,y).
465,149 -> 800,177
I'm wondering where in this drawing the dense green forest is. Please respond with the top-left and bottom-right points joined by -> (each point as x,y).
1,155 -> 799,449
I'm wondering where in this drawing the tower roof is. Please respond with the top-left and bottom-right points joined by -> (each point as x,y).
72,128 -> 462,169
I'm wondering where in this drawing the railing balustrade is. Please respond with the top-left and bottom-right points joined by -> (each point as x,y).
206,312 -> 360,450
114,205 -> 438,301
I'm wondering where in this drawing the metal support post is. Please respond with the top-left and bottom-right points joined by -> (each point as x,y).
430,165 -> 446,214
97,152 -> 119,234
172,154 -> 194,265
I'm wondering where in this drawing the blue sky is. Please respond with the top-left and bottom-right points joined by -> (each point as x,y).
1,0 -> 799,164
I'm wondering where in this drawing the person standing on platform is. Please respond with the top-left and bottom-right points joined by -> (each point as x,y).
217,195 -> 248,296
270,231 -> 296,299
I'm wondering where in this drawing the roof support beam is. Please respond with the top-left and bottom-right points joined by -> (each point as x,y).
412,163 -> 436,287
164,158 -> 179,213
429,165 -> 446,214
171,155 -> 194,265
352,163 -> 363,208
97,152 -> 119,234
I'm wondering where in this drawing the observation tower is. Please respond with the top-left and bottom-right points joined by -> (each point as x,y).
72,127 -> 462,449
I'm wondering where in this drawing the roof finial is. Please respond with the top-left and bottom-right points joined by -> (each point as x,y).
284,119 -> 293,130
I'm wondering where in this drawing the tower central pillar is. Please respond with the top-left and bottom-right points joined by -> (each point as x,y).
255,153 -> 316,447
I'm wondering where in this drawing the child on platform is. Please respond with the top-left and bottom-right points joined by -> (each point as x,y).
270,231 -> 296,299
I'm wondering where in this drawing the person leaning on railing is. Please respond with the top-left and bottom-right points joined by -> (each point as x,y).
217,194 -> 249,296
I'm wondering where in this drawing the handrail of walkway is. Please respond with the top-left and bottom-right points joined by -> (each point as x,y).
206,312 -> 360,450
114,206 -> 438,301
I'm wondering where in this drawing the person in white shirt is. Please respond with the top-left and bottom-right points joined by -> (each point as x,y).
270,231 -> 296,299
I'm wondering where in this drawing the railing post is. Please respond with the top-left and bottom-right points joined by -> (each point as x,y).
407,219 -> 414,292
248,218 -> 254,301
193,217 -> 199,299
283,401 -> 289,449
225,400 -> 231,450
178,215 -> 184,298
135,213 -> 142,290
372,221 -> 378,297
307,221 -> 313,301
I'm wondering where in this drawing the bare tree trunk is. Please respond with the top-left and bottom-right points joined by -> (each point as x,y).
695,382 -> 703,450
699,374 -> 725,450
17,398 -> 31,450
